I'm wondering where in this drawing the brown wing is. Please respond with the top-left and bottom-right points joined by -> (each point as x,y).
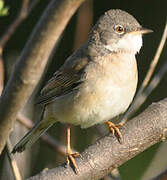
36,54 -> 89,105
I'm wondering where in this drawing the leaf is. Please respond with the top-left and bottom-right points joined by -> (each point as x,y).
0,0 -> 9,16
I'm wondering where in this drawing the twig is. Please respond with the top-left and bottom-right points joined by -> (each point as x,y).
0,0 -> 29,49
0,53 -> 4,95
132,60 -> 167,109
121,21 -> 167,123
0,0 -> 39,104
0,0 -> 39,49
27,97 -> 167,180
27,0 -> 40,15
0,0 -> 85,154
17,113 -> 67,156
6,139 -> 22,180
140,21 -> 167,90
149,169 -> 167,180
73,0 -> 93,50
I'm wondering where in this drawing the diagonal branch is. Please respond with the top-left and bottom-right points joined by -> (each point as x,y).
27,98 -> 167,180
149,169 -> 167,180
0,0 -> 85,154
131,59 -> 167,111
0,0 -> 29,48
6,139 -> 22,180
0,0 -> 39,99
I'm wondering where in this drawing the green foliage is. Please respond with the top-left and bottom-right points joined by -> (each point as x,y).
119,143 -> 160,180
0,0 -> 9,16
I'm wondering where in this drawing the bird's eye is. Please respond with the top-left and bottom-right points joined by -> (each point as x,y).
114,25 -> 125,34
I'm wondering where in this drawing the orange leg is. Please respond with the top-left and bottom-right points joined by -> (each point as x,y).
66,125 -> 80,173
105,121 -> 122,141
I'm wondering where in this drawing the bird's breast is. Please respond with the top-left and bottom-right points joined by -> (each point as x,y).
73,53 -> 138,128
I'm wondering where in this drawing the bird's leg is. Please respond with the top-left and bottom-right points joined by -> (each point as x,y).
105,121 -> 123,142
66,124 -> 80,173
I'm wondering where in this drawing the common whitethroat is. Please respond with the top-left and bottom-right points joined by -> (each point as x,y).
12,9 -> 152,172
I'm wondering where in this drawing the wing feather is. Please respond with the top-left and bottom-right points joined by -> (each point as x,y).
36,54 -> 89,104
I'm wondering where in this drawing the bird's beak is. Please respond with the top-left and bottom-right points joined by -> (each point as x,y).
128,27 -> 153,35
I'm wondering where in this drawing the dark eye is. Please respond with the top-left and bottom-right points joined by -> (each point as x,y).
114,25 -> 125,34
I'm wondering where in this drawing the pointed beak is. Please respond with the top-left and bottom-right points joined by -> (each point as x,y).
128,27 -> 153,35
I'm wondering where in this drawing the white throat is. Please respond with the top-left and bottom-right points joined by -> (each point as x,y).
105,34 -> 143,54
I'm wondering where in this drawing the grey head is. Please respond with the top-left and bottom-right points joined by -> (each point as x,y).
88,9 -> 152,56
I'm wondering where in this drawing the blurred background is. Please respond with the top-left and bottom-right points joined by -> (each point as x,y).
0,0 -> 167,179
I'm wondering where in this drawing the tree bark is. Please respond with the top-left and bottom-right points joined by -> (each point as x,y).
0,0 -> 85,154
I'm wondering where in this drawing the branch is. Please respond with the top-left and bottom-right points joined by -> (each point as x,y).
73,0 -> 93,50
0,0 -> 31,49
149,169 -> 167,180
6,139 -> 22,180
27,98 -> 167,180
0,53 -> 4,95
131,59 -> 167,110
0,0 -> 85,154
0,0 -> 39,99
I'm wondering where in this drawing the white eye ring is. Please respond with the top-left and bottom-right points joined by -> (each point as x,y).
114,25 -> 125,34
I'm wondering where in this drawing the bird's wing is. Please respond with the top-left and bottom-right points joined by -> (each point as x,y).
36,53 -> 89,105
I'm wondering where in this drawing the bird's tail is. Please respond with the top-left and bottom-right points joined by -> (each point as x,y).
12,108 -> 54,153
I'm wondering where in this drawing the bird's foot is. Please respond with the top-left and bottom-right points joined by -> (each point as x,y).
67,149 -> 80,174
105,121 -> 123,143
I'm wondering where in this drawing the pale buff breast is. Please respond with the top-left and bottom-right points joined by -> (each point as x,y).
72,53 -> 138,128
44,53 -> 138,128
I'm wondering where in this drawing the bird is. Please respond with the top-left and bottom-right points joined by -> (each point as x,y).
12,9 -> 152,172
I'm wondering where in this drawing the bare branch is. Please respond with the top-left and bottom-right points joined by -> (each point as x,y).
0,53 -> 4,95
27,0 -> 40,15
140,21 -> 167,90
132,60 -> 167,109
6,139 -> 22,180
0,0 -> 39,103
0,0 -> 85,154
149,169 -> 167,180
0,0 -> 30,49
73,0 -> 93,50
27,98 -> 167,180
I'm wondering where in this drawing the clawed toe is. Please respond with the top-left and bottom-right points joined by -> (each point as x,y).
67,151 -> 80,174
105,121 -> 123,143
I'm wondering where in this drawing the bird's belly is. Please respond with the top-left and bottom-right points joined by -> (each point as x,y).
44,80 -> 136,128
75,82 -> 136,128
